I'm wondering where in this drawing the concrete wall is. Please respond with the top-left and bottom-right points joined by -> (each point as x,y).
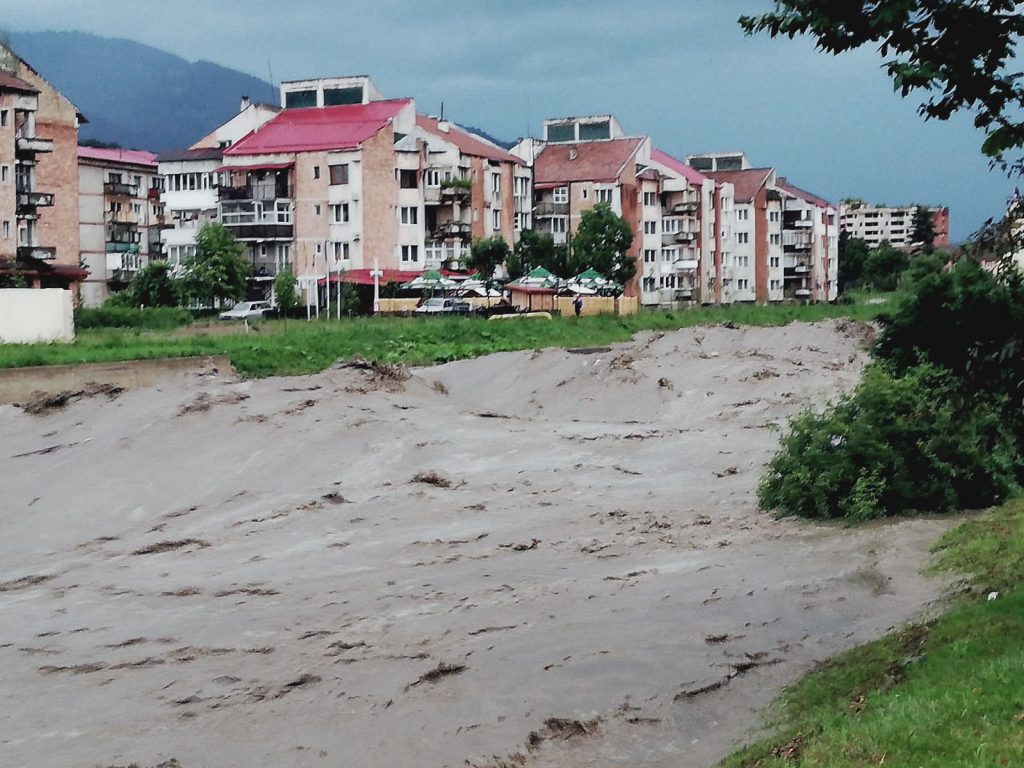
0,288 -> 74,343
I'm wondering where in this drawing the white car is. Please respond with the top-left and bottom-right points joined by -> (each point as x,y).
414,298 -> 472,314
218,301 -> 273,321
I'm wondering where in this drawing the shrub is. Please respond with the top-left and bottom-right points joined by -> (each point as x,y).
759,364 -> 1022,521
75,306 -> 193,331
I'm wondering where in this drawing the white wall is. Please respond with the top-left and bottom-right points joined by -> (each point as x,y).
0,289 -> 74,343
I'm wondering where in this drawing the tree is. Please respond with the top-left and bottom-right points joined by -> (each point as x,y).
911,206 -> 937,251
467,235 -> 510,283
512,230 -> 572,278
273,269 -> 299,319
570,203 -> 636,285
180,223 -> 250,309
862,241 -> 910,291
837,232 -> 870,293
740,2 -> 1024,167
128,260 -> 179,307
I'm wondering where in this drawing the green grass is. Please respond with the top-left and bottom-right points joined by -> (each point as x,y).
720,498 -> 1024,767
0,301 -> 880,378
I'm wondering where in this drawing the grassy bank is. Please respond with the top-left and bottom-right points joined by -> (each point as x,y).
0,301 -> 881,378
720,499 -> 1024,767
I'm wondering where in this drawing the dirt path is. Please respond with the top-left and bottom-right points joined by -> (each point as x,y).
0,321 -> 954,768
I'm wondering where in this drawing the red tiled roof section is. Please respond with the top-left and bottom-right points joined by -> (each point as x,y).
776,177 -> 834,210
77,146 -> 158,167
0,72 -> 39,94
535,138 -> 644,186
416,115 -> 522,165
650,148 -> 709,185
706,168 -> 773,203
225,99 -> 412,156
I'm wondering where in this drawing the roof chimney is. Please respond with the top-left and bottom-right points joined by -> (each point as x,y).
240,95 -> 250,113
438,121 -> 450,133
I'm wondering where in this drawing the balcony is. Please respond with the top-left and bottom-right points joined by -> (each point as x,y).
16,191 -> 54,215
17,245 -> 57,261
104,181 -> 140,198
534,201 -> 568,217
783,231 -> 814,251
669,201 -> 699,216
220,182 -> 291,202
439,184 -> 471,201
148,187 -> 162,200
662,231 -> 696,245
221,201 -> 293,241
15,135 -> 54,155
673,258 -> 699,272
432,220 -> 472,241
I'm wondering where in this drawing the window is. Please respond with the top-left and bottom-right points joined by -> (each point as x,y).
491,209 -> 500,230
769,234 -> 780,245
329,164 -> 349,185
109,172 -> 123,184
401,244 -> 419,262
596,189 -> 613,205
331,203 -> 350,223
737,232 -> 749,245
491,173 -> 501,192
553,187 -> 568,204
2,221 -> 8,239
737,278 -> 750,290
770,279 -> 782,291
425,168 -> 441,187
515,212 -> 526,230
644,249 -> 657,263
644,221 -> 657,235
737,208 -> 749,221
333,241 -> 351,261
313,166 -> 321,180
552,217 -> 567,234
314,204 -> 322,216
662,248 -> 677,262
643,276 -> 656,292
643,192 -> 657,206
769,256 -> 780,268
662,218 -> 679,234
400,206 -> 418,225
399,169 -> 417,189
0,110 -> 6,127
581,188 -> 588,200
769,211 -> 780,222
0,165 -> 7,183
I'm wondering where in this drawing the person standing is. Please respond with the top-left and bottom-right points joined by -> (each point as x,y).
573,294 -> 583,318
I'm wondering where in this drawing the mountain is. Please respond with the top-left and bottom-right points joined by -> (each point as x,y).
7,31 -> 277,152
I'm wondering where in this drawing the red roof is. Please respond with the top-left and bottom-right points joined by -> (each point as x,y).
0,72 -> 38,94
416,115 -> 522,165
776,177 -> 834,210
77,146 -> 158,168
225,99 -> 411,156
706,168 -> 773,203
534,138 -> 644,185
216,161 -> 293,173
651,148 -> 709,186
321,268 -> 424,286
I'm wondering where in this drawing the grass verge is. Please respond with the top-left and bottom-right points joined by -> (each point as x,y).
720,498 -> 1024,767
0,301 -> 880,378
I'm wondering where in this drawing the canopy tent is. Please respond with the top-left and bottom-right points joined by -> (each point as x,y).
567,267 -> 620,291
507,266 -> 559,289
401,269 -> 459,291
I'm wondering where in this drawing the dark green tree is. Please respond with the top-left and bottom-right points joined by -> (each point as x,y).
837,232 -> 870,293
862,241 -> 910,292
272,269 -> 299,319
911,206 -> 937,251
467,235 -> 510,284
740,2 -> 1024,167
180,223 -> 250,309
128,260 -> 180,307
513,230 -> 571,278
570,203 -> 636,284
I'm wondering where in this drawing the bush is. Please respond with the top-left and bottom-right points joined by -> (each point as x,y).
75,306 -> 193,331
759,364 -> 1022,521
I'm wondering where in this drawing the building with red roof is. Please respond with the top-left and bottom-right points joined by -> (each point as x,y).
77,145 -> 165,306
0,41 -> 85,292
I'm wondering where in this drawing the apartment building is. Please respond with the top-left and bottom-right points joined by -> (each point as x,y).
211,76 -> 529,301
157,99 -> 280,276
78,147 -> 163,306
699,152 -> 837,302
0,43 -> 86,290
839,202 -> 950,249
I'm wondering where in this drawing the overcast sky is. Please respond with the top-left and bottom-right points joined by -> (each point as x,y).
7,0 -> 1015,240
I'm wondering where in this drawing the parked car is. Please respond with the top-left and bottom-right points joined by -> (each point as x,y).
218,301 -> 273,321
414,297 -> 474,315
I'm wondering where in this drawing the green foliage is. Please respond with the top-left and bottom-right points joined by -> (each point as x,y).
861,241 -> 909,292
440,176 -> 473,190
739,2 -> 1024,167
911,205 -> 937,250
467,235 -> 510,281
570,203 -> 636,284
512,229 -> 571,278
0,272 -> 30,289
759,363 -> 1021,520
180,223 -> 250,308
837,232 -> 869,293
74,306 -> 192,331
127,260 -> 180,307
272,269 -> 299,316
